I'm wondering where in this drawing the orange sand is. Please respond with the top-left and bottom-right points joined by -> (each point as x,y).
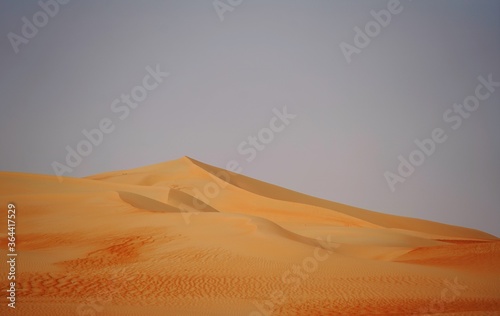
1,157 -> 499,315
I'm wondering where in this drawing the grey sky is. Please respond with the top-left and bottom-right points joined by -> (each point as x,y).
1,0 -> 499,236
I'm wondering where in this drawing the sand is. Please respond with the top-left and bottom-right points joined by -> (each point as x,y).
1,156 -> 499,315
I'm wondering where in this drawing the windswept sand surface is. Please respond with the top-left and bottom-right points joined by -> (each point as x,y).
1,157 -> 499,315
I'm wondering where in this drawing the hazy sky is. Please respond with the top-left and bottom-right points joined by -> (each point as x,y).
1,0 -> 499,236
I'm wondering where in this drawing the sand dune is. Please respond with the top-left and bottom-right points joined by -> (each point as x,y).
0,157 -> 499,315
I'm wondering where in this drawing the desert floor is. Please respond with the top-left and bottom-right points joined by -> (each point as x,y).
1,157 -> 499,315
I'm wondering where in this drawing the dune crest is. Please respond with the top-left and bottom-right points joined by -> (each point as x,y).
1,157 -> 498,315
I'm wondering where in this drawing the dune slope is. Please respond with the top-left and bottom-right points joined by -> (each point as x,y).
0,157 -> 499,316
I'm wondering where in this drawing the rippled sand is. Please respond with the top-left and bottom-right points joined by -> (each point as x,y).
1,157 -> 499,315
